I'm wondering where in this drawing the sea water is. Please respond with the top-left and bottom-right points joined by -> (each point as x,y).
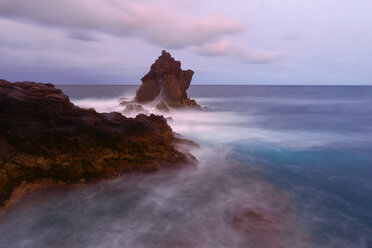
0,85 -> 371,248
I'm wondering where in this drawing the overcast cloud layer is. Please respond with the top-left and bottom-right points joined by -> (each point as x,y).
0,0 -> 371,84
0,0 -> 244,48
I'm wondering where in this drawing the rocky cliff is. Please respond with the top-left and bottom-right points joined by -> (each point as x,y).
134,50 -> 201,109
0,79 -> 194,208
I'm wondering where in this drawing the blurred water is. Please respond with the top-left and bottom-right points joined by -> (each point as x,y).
1,85 -> 371,248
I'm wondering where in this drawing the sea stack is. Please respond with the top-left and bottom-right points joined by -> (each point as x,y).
135,50 -> 201,110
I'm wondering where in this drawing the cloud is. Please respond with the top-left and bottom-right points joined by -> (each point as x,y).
0,18 -> 142,83
0,0 -> 290,83
196,40 -> 231,57
0,0 -> 242,48
196,40 -> 288,64
68,31 -> 98,42
285,31 -> 302,41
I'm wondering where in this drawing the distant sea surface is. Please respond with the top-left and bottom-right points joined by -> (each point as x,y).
1,85 -> 372,248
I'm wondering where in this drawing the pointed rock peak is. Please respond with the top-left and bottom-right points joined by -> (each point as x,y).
134,51 -> 201,109
155,50 -> 179,68
161,50 -> 171,58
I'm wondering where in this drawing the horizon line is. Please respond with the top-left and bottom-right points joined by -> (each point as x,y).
55,83 -> 372,86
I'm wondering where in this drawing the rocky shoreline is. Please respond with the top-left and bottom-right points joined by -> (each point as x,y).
0,79 -> 196,212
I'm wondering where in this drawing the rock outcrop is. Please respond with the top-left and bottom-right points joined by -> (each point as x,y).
0,79 -> 195,207
134,50 -> 201,109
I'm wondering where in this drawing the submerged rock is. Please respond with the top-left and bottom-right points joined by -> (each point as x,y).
123,103 -> 148,115
156,100 -> 170,112
134,50 -> 201,109
0,79 -> 195,208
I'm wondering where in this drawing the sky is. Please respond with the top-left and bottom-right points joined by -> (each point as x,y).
0,0 -> 371,85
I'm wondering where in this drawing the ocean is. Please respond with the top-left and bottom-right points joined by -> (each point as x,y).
1,85 -> 371,248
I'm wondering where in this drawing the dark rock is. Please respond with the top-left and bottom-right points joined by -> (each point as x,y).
134,50 -> 201,109
156,100 -> 170,112
0,140 -> 16,163
0,79 -> 195,207
123,103 -> 148,114
232,210 -> 264,224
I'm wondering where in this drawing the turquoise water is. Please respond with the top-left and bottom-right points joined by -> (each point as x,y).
1,85 -> 371,247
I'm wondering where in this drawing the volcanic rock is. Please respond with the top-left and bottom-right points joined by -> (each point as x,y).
0,79 -> 195,208
134,50 -> 201,109
123,103 -> 148,115
156,100 -> 170,112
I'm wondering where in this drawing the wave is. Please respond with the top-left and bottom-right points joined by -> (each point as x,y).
71,96 -> 361,150
1,93 -> 369,247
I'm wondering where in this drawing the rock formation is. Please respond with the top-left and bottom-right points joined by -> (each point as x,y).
0,79 -> 195,208
134,50 -> 201,109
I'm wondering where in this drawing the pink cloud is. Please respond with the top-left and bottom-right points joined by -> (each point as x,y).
196,40 -> 288,64
0,0 -> 242,48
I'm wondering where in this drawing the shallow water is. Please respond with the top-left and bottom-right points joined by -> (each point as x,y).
1,85 -> 371,248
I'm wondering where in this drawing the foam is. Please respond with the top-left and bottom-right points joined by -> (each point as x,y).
70,96 -> 363,150
0,145 -> 313,248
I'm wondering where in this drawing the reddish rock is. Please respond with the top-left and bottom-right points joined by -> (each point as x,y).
0,79 -> 195,207
135,50 -> 201,109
